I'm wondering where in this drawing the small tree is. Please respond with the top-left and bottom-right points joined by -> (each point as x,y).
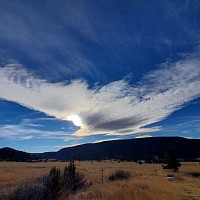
45,167 -> 62,199
63,161 -> 85,192
162,150 -> 181,172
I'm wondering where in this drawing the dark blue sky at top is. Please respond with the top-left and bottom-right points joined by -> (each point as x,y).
0,0 -> 200,152
1,0 -> 199,83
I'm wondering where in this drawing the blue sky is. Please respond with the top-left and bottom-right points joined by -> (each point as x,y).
0,0 -> 200,152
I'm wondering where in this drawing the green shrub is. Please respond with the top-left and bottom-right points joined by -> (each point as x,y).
63,161 -> 85,192
162,150 -> 181,172
45,167 -> 62,194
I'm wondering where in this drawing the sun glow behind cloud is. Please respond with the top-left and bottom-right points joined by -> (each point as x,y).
62,115 -> 83,127
0,50 -> 200,138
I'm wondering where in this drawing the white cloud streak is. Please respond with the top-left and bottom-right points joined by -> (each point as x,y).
0,51 -> 200,138
93,138 -> 124,144
135,135 -> 152,139
0,126 -> 73,140
0,121 -> 76,141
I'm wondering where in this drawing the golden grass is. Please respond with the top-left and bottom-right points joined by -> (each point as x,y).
0,161 -> 200,200
0,161 -> 66,187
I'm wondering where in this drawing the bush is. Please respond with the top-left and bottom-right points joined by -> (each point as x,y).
4,162 -> 86,200
108,174 -> 116,181
45,167 -> 62,199
45,167 -> 62,193
109,170 -> 131,181
5,167 -> 62,200
63,161 -> 85,192
162,150 -> 181,172
115,170 -> 131,180
6,179 -> 49,200
191,172 -> 200,177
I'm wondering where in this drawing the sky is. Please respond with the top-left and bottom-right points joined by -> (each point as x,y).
0,0 -> 200,153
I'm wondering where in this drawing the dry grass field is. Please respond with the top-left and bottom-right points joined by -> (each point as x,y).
0,161 -> 199,200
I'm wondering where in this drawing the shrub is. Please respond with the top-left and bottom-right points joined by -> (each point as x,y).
4,162 -> 86,200
109,170 -> 131,181
108,174 -> 116,181
5,167 -> 62,200
63,161 -> 85,192
191,172 -> 200,177
45,167 -> 62,193
44,167 -> 63,200
115,170 -> 131,180
162,150 -> 181,172
6,179 -> 49,200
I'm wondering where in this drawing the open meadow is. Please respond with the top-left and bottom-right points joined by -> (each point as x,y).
0,161 -> 199,200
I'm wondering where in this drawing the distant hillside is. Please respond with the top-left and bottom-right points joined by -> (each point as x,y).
36,137 -> 200,161
0,147 -> 38,161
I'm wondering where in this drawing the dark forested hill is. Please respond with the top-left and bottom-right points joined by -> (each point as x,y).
36,137 -> 200,161
0,147 -> 38,161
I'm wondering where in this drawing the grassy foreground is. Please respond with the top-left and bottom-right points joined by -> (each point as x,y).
0,161 -> 199,200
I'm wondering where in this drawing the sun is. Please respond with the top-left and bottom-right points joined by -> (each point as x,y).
64,115 -> 83,127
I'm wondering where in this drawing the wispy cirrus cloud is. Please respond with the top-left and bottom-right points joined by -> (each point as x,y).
0,0 -> 199,83
0,51 -> 200,138
0,125 -> 73,140
159,116 -> 200,138
0,1 -> 104,81
0,119 -> 76,141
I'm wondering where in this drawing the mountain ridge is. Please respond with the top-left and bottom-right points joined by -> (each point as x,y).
35,137 -> 200,161
0,147 -> 38,161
